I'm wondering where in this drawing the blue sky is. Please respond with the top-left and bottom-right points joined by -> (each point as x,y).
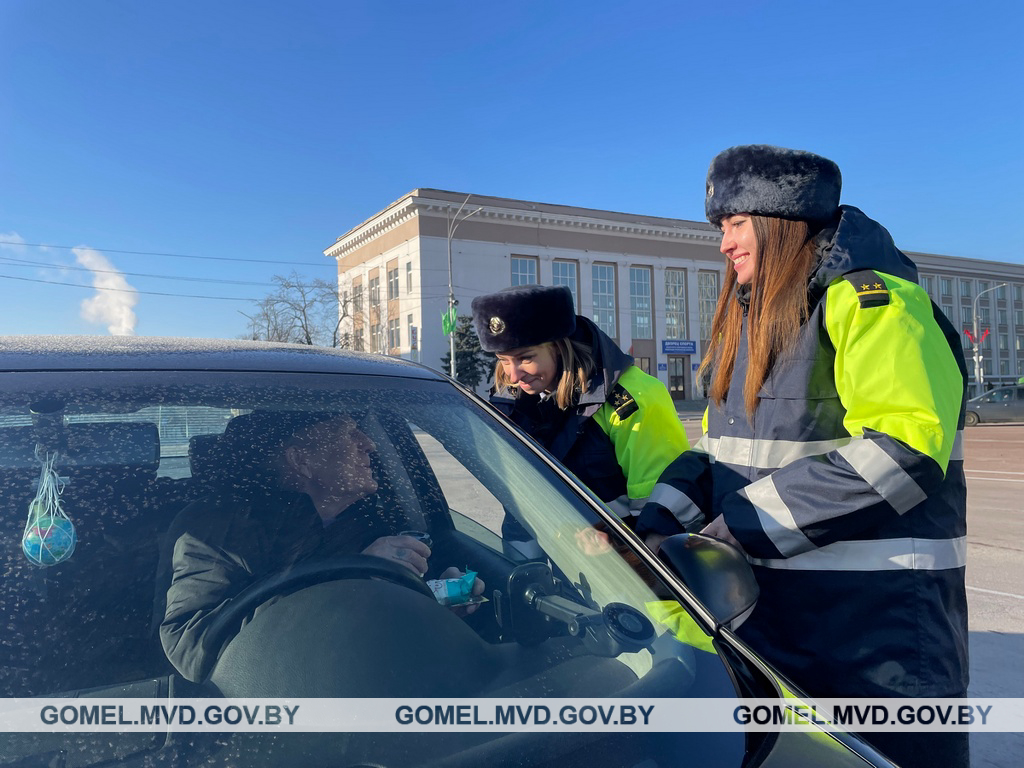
1,0 -> 1021,338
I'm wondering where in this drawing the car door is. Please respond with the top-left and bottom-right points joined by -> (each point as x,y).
1012,386 -> 1024,421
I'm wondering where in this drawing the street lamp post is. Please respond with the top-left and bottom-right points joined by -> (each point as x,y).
970,282 -> 1007,395
446,196 -> 483,379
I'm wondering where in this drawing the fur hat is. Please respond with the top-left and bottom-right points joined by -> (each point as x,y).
705,144 -> 841,226
471,285 -> 576,353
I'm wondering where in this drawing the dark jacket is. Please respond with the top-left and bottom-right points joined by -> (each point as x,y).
638,206 -> 969,698
491,316 -> 689,522
160,491 -> 387,683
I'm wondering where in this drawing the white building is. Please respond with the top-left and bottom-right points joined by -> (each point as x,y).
325,189 -> 1024,399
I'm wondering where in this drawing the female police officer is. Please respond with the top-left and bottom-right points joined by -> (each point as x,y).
636,145 -> 970,768
471,284 -> 690,557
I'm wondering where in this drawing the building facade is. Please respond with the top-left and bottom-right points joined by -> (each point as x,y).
324,189 -> 1024,399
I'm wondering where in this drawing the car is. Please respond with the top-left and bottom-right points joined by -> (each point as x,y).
0,336 -> 895,768
965,385 -> 1024,425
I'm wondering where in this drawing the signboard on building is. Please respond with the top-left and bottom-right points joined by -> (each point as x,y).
662,339 -> 697,355
657,363 -> 667,371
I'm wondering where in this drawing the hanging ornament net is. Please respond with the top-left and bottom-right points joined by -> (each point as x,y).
22,448 -> 77,567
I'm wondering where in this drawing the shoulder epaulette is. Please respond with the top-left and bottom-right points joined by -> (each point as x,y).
609,383 -> 639,419
842,269 -> 890,308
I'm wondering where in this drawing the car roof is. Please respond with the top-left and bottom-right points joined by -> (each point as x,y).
0,335 -> 446,380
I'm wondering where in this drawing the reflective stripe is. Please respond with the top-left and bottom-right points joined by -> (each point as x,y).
648,483 -> 702,528
837,439 -> 927,514
739,476 -> 813,557
703,431 -> 963,471
950,430 -> 964,462
606,495 -> 645,518
748,536 -> 967,572
692,433 -> 711,454
706,435 -> 852,469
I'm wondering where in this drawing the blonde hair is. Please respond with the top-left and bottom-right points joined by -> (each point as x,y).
698,215 -> 818,418
493,337 -> 596,410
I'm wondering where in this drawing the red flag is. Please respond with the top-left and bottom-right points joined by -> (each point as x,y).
980,328 -> 990,343
964,329 -> 975,343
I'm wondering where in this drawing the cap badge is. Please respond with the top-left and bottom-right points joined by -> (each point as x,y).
489,316 -> 506,334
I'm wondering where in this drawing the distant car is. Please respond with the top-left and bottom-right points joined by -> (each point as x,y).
0,336 -> 895,768
965,384 -> 1024,425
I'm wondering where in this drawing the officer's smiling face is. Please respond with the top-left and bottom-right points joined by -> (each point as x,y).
496,344 -> 560,394
719,214 -> 758,285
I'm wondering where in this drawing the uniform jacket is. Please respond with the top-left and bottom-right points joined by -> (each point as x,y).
490,316 -> 690,521
160,491 -> 388,683
637,206 -> 969,698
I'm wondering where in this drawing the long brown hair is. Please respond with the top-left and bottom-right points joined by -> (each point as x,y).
698,215 -> 818,418
493,337 -> 596,409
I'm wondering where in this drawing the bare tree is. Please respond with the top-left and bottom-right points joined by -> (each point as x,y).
242,271 -> 350,347
239,296 -> 297,343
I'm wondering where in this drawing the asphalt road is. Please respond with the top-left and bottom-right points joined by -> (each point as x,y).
961,423 -> 1024,768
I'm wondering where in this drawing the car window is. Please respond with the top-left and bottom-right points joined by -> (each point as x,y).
0,367 -> 747,768
412,427 -> 504,536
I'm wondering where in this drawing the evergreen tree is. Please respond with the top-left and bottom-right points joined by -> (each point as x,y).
440,315 -> 491,388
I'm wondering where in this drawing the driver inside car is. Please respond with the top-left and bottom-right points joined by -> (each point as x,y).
159,410 -> 484,683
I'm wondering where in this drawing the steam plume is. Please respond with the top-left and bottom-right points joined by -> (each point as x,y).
73,246 -> 138,335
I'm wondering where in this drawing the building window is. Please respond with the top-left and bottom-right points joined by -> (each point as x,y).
370,323 -> 382,353
1016,309 -> 1024,326
942,304 -> 954,324
997,284 -> 1007,301
551,260 -> 579,310
629,266 -> 653,340
408,314 -> 417,351
960,280 -> 972,298
980,308 -> 991,326
999,309 -> 1008,326
940,277 -> 953,298
369,277 -> 381,308
353,332 -> 365,352
1000,359 -> 1010,375
664,268 -> 687,340
961,306 -> 972,327
698,271 -> 720,347
979,280 -> 990,295
592,263 -> 617,338
999,333 -> 1009,351
511,256 -> 538,286
920,274 -> 935,300
406,262 -> 413,293
352,287 -> 364,313
1014,284 -> 1023,302
387,268 -> 399,301
635,357 -> 651,374
388,318 -> 400,351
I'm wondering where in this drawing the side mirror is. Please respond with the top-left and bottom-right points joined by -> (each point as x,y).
657,533 -> 758,631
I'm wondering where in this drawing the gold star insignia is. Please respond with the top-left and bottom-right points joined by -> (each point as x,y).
861,283 -> 870,290
874,282 -> 883,289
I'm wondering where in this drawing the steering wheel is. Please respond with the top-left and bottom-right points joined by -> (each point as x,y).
199,554 -> 435,681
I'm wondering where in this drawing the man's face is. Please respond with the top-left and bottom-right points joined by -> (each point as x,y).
294,415 -> 378,501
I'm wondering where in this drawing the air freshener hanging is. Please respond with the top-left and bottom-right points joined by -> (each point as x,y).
22,450 -> 76,566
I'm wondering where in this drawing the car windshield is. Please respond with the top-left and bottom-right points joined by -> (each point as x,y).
0,367 -> 748,767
